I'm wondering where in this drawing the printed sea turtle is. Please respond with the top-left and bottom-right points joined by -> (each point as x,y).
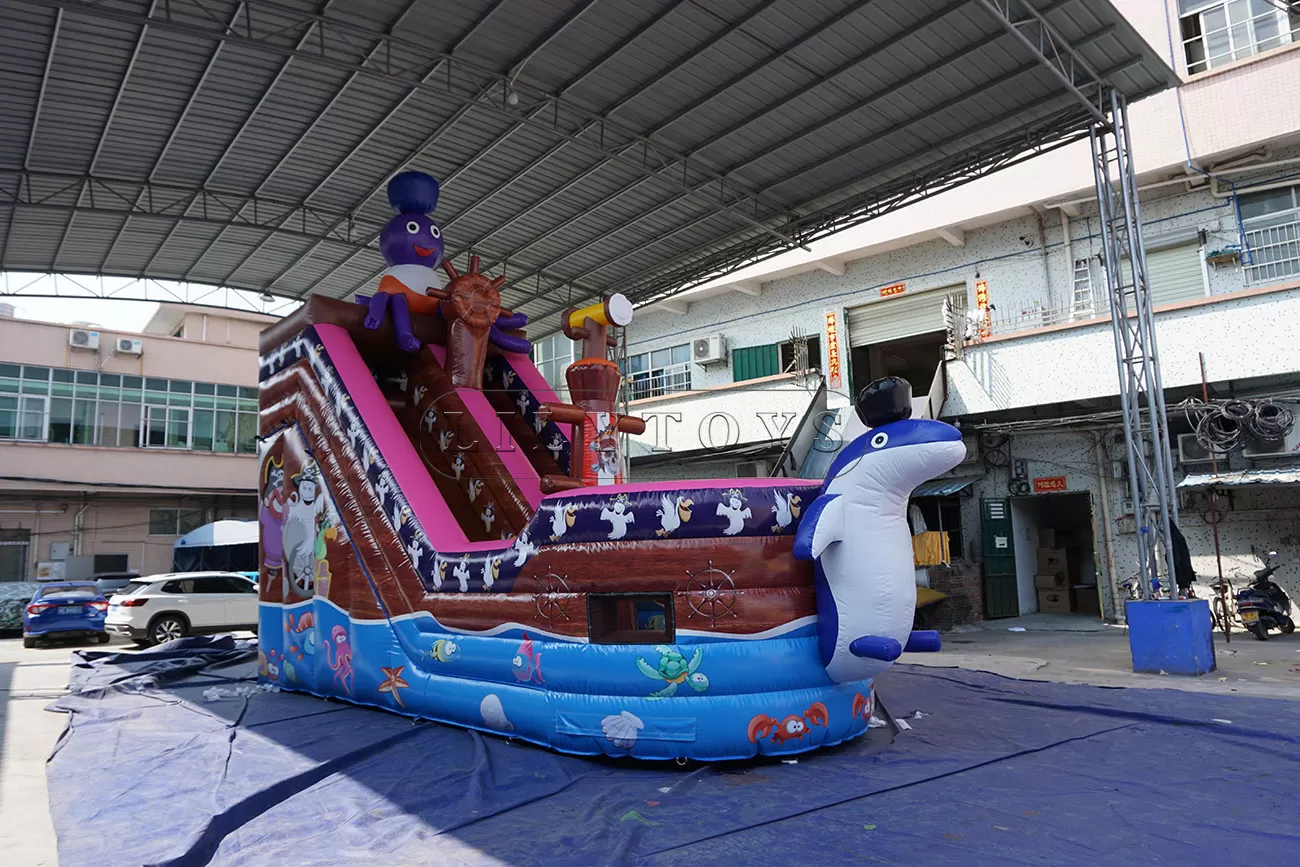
636,646 -> 709,700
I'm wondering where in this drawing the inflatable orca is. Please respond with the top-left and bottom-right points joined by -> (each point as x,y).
794,377 -> 966,683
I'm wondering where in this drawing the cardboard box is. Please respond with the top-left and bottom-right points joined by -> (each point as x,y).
1035,573 -> 1068,590
1036,547 -> 1067,574
1072,585 -> 1101,617
1038,528 -> 1056,548
1037,589 -> 1071,614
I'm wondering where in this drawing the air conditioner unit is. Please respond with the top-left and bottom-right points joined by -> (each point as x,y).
116,338 -> 144,356
693,333 -> 726,365
1176,433 -> 1220,465
958,435 -> 980,467
1243,427 -> 1300,460
735,459 -> 769,478
69,328 -> 100,351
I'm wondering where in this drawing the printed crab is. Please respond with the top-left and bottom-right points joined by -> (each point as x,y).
636,646 -> 709,700
747,702 -> 829,745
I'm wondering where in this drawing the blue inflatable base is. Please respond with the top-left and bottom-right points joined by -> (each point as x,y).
47,638 -> 1299,866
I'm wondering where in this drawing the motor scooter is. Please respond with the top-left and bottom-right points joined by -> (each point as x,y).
1236,549 -> 1295,641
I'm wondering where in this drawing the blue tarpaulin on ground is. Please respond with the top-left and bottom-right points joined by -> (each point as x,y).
47,639 -> 1300,866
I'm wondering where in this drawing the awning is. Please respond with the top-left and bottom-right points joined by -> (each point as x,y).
173,520 -> 259,550
913,477 -> 980,497
1178,468 -> 1300,488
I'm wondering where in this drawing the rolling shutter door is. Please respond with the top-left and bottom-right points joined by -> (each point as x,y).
1121,243 -> 1204,307
846,286 -> 963,348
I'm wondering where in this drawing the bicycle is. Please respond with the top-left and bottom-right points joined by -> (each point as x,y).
1207,574 -> 1237,639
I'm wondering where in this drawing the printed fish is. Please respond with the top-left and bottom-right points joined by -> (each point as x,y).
511,632 -> 544,684
429,638 -> 460,663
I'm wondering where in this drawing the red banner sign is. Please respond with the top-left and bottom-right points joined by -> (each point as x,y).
1032,476 -> 1068,493
824,310 -> 843,391
880,282 -> 906,298
975,278 -> 991,339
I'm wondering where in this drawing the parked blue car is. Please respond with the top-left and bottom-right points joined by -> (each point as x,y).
23,582 -> 111,648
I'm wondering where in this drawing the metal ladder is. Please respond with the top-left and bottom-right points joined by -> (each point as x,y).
1070,257 -> 1094,318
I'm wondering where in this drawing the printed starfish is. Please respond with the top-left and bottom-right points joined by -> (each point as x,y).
377,665 -> 410,708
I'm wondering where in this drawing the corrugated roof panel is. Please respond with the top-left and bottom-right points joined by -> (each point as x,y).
0,0 -> 1179,311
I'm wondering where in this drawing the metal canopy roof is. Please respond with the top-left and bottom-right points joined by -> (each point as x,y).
0,0 -> 1176,334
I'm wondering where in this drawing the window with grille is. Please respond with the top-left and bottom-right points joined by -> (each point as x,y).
1240,183 -> 1300,285
625,343 -> 692,400
1180,0 -> 1300,75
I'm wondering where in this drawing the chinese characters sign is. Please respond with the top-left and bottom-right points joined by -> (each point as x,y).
1032,476 -> 1068,493
880,282 -> 906,298
823,309 -> 843,390
975,278 -> 991,339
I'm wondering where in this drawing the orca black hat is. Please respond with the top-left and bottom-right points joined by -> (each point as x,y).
856,376 -> 913,427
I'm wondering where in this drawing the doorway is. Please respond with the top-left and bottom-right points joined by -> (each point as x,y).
1008,492 -> 1101,617
848,330 -> 947,397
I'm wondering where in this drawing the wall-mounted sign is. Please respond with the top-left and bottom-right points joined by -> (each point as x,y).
1032,476 -> 1068,493
975,278 -> 991,339
823,309 -> 843,391
880,282 -> 906,298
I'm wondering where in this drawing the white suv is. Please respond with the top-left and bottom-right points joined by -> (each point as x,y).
106,572 -> 259,646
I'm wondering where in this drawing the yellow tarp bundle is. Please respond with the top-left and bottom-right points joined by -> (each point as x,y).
912,531 -> 950,566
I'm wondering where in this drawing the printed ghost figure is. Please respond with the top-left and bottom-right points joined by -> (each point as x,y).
454,555 -> 471,592
546,432 -> 565,461
512,529 -> 538,567
716,490 -> 752,536
600,496 -> 636,541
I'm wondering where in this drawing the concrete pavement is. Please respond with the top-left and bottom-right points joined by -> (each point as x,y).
906,613 -> 1300,700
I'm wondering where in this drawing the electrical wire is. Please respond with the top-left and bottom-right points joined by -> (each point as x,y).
1179,396 -> 1296,453
1246,399 -> 1295,442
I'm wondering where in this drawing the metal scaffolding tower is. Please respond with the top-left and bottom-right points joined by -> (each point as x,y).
1090,90 -> 1180,598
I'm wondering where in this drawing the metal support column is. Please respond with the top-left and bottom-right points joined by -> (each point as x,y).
1090,89 -> 1180,600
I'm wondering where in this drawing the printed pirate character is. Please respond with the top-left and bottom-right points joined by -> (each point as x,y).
589,414 -> 622,485
600,493 -> 636,541
259,456 -> 288,581
282,461 -> 329,598
716,488 -> 752,536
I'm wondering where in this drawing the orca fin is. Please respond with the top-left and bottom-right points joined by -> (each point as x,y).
792,493 -> 844,561
848,635 -> 902,662
904,630 -> 942,653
